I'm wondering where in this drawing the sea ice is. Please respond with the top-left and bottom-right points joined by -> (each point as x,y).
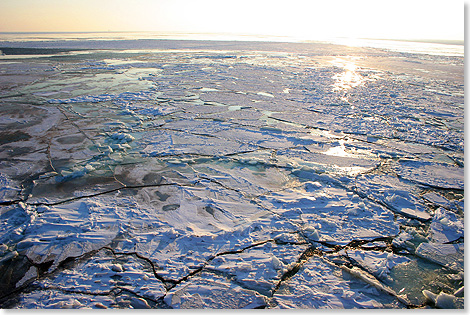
205,241 -> 308,296
0,39 -> 463,309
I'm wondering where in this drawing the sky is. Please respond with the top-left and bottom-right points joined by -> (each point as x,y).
0,0 -> 464,41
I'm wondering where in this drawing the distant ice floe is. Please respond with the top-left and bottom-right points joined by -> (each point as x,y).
48,90 -> 157,104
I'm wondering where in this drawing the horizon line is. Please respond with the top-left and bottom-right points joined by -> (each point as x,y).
0,31 -> 464,46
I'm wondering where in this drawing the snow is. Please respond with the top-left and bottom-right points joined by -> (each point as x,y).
0,39 -> 463,309
164,271 -> 267,309
260,184 -> 399,245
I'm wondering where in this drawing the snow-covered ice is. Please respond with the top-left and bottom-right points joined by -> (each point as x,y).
0,39 -> 463,309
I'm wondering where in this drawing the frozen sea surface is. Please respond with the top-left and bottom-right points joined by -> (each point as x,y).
0,39 -> 464,309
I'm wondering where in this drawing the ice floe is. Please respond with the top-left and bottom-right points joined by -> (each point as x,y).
343,250 -> 411,281
393,159 -> 464,190
260,184 -> 399,245
415,243 -> 464,272
428,207 -> 464,243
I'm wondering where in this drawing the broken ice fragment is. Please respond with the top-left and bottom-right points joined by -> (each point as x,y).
109,132 -> 135,143
394,160 -> 464,190
344,250 -> 410,280
423,290 -> 461,309
111,264 -> 123,273
415,243 -> 464,272
302,225 -> 320,241
454,286 -> 464,297
422,289 -> 437,304
130,297 -> 151,309
384,192 -> 432,221
16,266 -> 38,288
429,207 -> 464,243
422,192 -> 453,208
257,92 -> 274,98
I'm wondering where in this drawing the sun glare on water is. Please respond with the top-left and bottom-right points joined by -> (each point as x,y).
331,58 -> 364,92
327,57 -> 366,106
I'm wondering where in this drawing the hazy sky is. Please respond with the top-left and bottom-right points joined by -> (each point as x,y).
0,0 -> 464,40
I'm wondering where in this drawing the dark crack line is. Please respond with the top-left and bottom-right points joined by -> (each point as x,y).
144,148 -> 265,159
26,182 -> 183,207
271,245 -> 319,296
0,93 -> 27,99
345,179 -> 433,223
40,285 -> 122,297
46,140 -> 58,174
56,105 -> 97,146
270,236 -> 393,296
162,239 -> 274,292
102,246 -> 177,288
0,199 -> 23,206
104,238 -> 275,295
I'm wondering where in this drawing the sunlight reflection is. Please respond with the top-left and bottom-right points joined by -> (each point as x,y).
331,57 -> 364,94
323,139 -> 352,158
323,139 -> 376,159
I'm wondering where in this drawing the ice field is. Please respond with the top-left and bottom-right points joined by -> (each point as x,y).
0,39 -> 464,308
